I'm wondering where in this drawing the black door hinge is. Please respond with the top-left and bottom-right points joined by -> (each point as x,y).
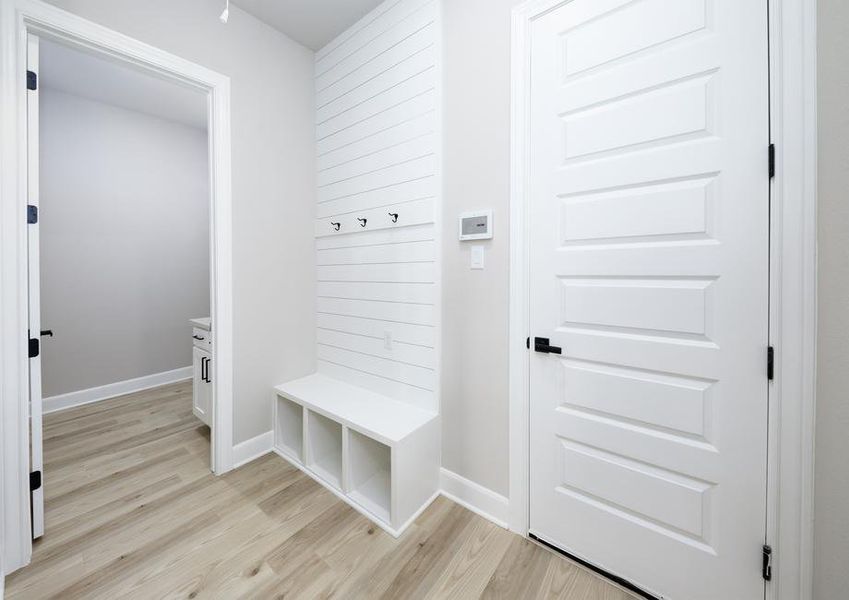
768,144 -> 776,178
30,470 -> 42,492
767,346 -> 775,380
526,337 -> 530,349
28,337 -> 39,358
26,70 -> 37,91
27,204 -> 38,224
762,545 -> 773,581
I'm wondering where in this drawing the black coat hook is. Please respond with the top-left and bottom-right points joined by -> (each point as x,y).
389,213 -> 399,223
357,218 -> 368,227
331,222 -> 340,231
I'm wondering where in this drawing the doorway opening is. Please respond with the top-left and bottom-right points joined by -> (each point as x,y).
1,3 -> 235,571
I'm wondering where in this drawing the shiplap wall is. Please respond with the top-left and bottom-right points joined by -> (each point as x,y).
314,0 -> 439,413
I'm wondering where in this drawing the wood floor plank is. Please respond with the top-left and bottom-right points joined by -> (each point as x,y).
5,382 -> 638,600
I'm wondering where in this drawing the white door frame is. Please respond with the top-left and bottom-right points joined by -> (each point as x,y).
508,1 -> 818,599
0,0 -> 236,574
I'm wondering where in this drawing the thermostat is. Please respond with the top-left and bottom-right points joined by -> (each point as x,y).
458,210 -> 493,241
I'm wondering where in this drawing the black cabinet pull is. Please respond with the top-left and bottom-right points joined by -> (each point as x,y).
193,334 -> 205,341
201,356 -> 208,382
534,337 -> 562,355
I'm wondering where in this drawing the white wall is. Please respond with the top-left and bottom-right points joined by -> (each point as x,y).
814,0 -> 849,596
441,0 -> 520,497
39,88 -> 209,398
314,0 -> 440,414
43,0 -> 317,445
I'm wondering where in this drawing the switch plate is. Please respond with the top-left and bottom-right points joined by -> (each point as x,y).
470,245 -> 485,270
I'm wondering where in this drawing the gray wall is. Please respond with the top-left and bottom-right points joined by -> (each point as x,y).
39,88 -> 210,398
441,0 -> 520,497
43,0 -> 317,444
814,0 -> 849,597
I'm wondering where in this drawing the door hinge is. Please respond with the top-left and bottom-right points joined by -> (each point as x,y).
27,204 -> 38,224
767,346 -> 775,380
762,545 -> 773,581
526,336 -> 530,349
28,337 -> 39,358
768,143 -> 776,178
30,470 -> 42,492
26,70 -> 37,91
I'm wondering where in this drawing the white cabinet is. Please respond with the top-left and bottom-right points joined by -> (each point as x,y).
192,346 -> 212,426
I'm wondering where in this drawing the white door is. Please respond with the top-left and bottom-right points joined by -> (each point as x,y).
527,1 -> 770,599
26,33 -> 45,540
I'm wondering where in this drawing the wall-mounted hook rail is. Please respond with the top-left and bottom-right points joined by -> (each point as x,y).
389,213 -> 399,223
357,218 -> 368,227
331,222 -> 340,231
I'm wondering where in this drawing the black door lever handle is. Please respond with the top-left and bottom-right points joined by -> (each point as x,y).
534,337 -> 562,354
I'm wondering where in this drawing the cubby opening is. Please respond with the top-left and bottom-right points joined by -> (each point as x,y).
347,429 -> 391,523
275,394 -> 303,463
307,410 -> 343,490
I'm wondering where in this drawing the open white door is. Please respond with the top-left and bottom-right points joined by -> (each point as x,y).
26,33 -> 44,540
527,1 -> 770,598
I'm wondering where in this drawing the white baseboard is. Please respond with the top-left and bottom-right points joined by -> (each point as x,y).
440,468 -> 510,529
43,366 -> 193,414
232,431 -> 274,469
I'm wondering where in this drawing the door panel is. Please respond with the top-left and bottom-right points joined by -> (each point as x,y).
528,1 -> 769,598
27,33 -> 44,540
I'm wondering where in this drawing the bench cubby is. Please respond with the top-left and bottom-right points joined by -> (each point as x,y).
273,373 -> 439,536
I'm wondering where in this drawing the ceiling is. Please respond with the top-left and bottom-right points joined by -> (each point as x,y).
39,39 -> 208,130
231,0 -> 386,51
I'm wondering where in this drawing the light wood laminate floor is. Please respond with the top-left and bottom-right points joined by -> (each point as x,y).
6,381 -> 637,599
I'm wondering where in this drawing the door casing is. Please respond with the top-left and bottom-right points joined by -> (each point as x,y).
508,1 -> 818,600
0,0 -> 235,574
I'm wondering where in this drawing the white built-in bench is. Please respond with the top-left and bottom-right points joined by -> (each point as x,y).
273,373 -> 439,537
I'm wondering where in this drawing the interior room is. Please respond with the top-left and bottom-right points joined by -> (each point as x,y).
0,0 -> 844,599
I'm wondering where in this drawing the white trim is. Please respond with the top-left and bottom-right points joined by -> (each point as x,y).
0,0 -> 235,574
765,0 -> 818,598
508,1 -> 818,599
42,367 -> 192,414
439,468 -> 509,530
231,431 -> 273,469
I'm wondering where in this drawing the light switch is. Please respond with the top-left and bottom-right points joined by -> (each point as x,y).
470,245 -> 485,270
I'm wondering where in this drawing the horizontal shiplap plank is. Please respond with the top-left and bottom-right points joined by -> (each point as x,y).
318,111 -> 435,171
318,134 -> 435,187
317,297 -> 434,325
317,71 -> 435,140
316,223 -> 434,250
317,240 -> 435,264
317,179 -> 435,219
317,359 -> 435,411
316,0 -> 435,90
317,281 -> 434,304
317,0 -> 432,64
317,344 -> 434,390
317,34 -> 434,117
317,89 -> 436,155
319,155 -> 436,203
317,262 -> 434,283
316,313 -> 435,347
317,328 -> 435,367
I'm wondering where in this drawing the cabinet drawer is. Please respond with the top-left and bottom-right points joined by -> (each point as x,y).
192,327 -> 212,351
